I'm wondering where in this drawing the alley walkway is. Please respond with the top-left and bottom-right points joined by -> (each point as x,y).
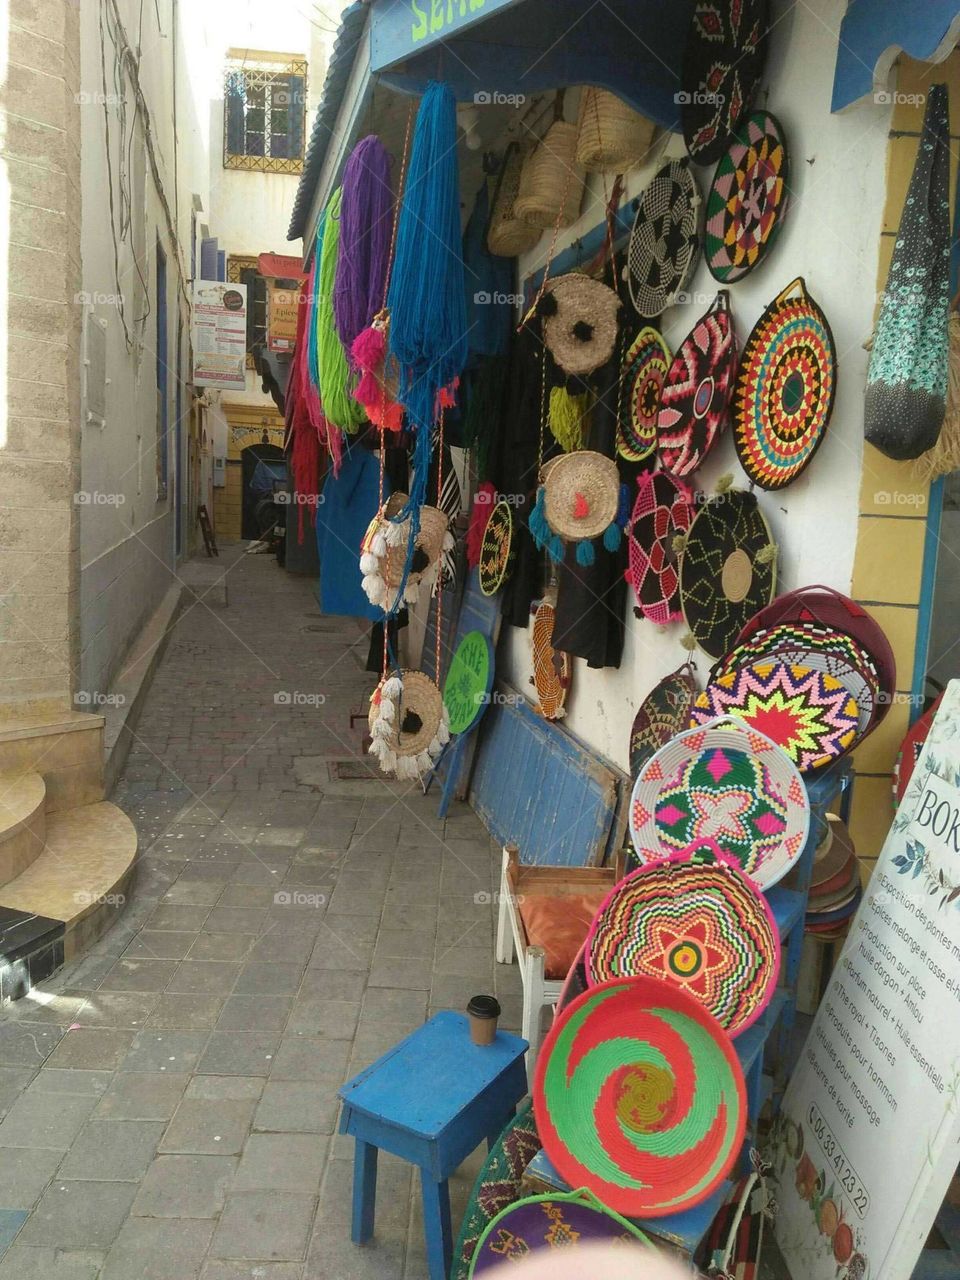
0,550 -> 521,1279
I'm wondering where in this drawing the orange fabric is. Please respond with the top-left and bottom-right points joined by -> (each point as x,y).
518,890 -> 608,980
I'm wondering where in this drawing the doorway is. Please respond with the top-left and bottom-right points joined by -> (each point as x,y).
241,443 -> 286,540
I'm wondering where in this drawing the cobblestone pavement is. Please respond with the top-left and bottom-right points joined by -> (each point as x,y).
0,550 -> 522,1278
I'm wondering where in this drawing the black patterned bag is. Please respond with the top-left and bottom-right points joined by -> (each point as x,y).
865,84 -> 951,460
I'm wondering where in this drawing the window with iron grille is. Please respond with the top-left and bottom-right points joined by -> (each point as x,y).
227,256 -> 267,369
223,52 -> 307,174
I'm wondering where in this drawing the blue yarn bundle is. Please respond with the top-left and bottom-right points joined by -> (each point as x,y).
382,80 -> 468,611
307,210 -> 326,393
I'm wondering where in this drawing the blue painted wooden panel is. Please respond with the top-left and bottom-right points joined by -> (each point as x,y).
370,0 -> 694,128
469,689 -> 618,867
833,0 -> 960,111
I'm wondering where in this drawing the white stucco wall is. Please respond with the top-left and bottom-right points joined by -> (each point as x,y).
504,0 -> 893,772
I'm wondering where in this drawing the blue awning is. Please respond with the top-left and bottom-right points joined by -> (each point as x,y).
833,0 -> 960,111
368,0 -> 695,128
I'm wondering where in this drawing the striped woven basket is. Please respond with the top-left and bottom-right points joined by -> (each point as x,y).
514,121 -> 584,230
576,87 -> 655,172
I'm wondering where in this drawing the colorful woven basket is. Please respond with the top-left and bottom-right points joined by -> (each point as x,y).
629,666 -> 699,778
629,717 -> 810,890
679,488 -> 777,659
534,976 -> 747,1217
626,472 -> 696,625
706,110 -> 789,283
682,0 -> 771,165
617,327 -> 671,463
733,278 -> 837,491
657,292 -> 739,477
585,846 -> 780,1036
469,1188 -> 649,1275
732,585 -> 896,728
479,499 -> 513,596
692,660 -> 860,773
894,693 -> 942,804
532,599 -> 572,721
626,159 -> 702,319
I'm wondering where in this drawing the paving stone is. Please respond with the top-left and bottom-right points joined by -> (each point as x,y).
122,931 -> 199,961
366,958 -> 432,991
95,1072 -> 190,1120
0,1088 -> 99,1149
287,996 -> 360,1039
187,933 -> 259,964
0,1022 -> 64,1067
168,961 -> 242,994
201,1259 -> 302,1279
209,1190 -> 316,1261
28,1069 -> 112,1096
361,987 -> 428,1024
98,959 -> 180,993
58,1119 -> 165,1180
306,935 -> 375,972
202,907 -> 267,934
162,882 -> 224,906
17,1180 -> 138,1248
246,932 -> 314,967
0,1244 -> 105,1279
233,1132 -> 326,1193
0,1145 -> 63,1207
183,1074 -> 263,1102
147,993 -> 225,1029
232,962 -> 304,995
216,995 -> 292,1032
120,1031 -> 210,1074
320,1156 -> 412,1227
146,905 -> 211,931
268,1036 -> 351,1083
375,929 -> 436,960
303,1228 -> 405,1279
74,991 -> 160,1028
132,1154 -> 238,1218
197,1033 -> 278,1077
217,885 -> 277,908
3,991 -> 88,1024
160,1097 -> 256,1155
253,827 -> 307,848
100,1214 -> 214,1280
253,1081 -> 338,1134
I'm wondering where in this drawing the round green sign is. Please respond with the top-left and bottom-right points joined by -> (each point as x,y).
443,631 -> 493,735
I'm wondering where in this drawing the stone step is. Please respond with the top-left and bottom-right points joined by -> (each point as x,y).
0,801 -> 137,1003
0,772 -> 46,888
0,709 -> 104,812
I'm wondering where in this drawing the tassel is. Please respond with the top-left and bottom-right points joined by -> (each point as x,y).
403,583 -> 420,603
379,698 -> 395,721
603,522 -> 622,553
528,485 -> 552,553
382,676 -> 403,699
371,717 -> 392,740
437,720 -> 451,745
548,386 -> 588,452
549,533 -> 564,562
615,482 -> 631,529
442,531 -> 455,551
672,532 -> 689,555
756,542 -> 778,565
680,631 -> 698,652
576,539 -> 595,567
715,472 -> 735,495
359,552 -> 378,575
371,532 -> 387,557
416,750 -> 433,772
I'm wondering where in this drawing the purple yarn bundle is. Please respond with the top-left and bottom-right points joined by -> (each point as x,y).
333,135 -> 392,355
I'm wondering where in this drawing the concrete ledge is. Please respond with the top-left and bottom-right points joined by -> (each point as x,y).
103,582 -> 184,793
179,559 -> 230,609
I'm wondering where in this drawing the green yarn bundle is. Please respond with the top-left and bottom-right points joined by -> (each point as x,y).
316,187 -> 366,433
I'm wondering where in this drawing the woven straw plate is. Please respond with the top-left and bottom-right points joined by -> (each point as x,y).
657,292 -> 738,478
586,848 -> 781,1036
682,0 -> 770,165
692,660 -> 860,773
626,472 -> 696,625
542,451 -> 620,542
706,110 -> 789,283
479,499 -> 513,596
630,716 -> 810,890
532,600 -> 571,721
629,666 -> 698,778
540,274 -> 622,378
617,327 -> 671,463
534,976 -> 747,1217
626,159 -> 702,320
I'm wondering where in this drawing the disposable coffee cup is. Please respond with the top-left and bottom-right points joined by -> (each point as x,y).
467,995 -> 501,1046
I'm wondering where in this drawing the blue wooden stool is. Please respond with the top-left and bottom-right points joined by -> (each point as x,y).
338,1012 -> 528,1280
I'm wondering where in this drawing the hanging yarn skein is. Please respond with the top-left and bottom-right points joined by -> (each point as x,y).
316,187 -> 367,434
334,136 -> 392,354
387,81 -> 468,519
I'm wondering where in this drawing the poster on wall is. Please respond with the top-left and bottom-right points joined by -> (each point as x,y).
772,679 -> 960,1280
192,282 -> 247,391
267,280 -> 299,353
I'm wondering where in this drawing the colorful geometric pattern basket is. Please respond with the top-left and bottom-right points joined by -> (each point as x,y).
732,278 -> 837,491
682,0 -> 770,166
626,159 -> 702,319
479,499 -> 514,597
706,110 -> 789,283
692,660 -> 860,772
532,599 -> 572,721
585,846 -> 781,1036
534,976 -> 747,1217
658,292 -> 739,478
618,327 -> 671,462
630,666 -> 699,778
626,472 -> 697,625
629,717 -> 810,890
